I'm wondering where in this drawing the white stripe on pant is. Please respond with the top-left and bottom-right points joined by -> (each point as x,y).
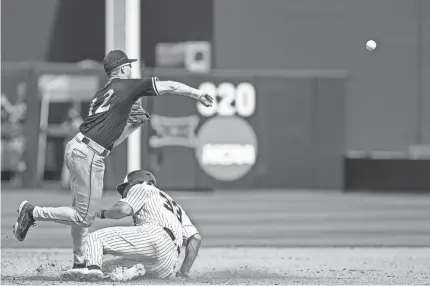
86,224 -> 179,278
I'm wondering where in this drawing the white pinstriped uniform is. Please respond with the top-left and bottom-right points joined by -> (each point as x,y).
85,183 -> 198,278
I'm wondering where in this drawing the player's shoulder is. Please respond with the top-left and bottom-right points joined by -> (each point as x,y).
114,78 -> 152,91
109,78 -> 136,89
157,188 -> 169,197
119,77 -> 155,84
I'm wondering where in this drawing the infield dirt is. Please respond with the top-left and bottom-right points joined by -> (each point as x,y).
2,189 -> 430,285
2,247 -> 430,285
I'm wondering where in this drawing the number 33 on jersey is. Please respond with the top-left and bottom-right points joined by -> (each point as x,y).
160,191 -> 182,223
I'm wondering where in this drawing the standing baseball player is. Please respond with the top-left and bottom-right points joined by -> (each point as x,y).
12,50 -> 212,275
70,169 -> 201,281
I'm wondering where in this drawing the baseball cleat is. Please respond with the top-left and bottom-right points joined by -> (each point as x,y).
13,200 -> 36,241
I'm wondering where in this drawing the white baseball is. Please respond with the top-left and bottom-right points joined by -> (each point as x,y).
366,40 -> 377,51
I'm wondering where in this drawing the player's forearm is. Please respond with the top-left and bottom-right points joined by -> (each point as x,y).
103,207 -> 128,219
113,123 -> 141,147
179,234 -> 201,275
159,81 -> 204,99
100,203 -> 132,220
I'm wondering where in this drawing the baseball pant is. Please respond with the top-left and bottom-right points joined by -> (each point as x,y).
32,134 -> 106,264
86,224 -> 179,278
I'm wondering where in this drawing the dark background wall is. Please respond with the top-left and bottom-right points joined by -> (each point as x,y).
1,0 -> 213,64
1,0 -> 105,62
2,0 -> 429,152
420,0 -> 430,145
141,0 -> 213,67
1,0 -> 59,62
214,0 -> 430,151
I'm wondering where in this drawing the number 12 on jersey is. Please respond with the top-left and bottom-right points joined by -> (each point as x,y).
88,89 -> 114,116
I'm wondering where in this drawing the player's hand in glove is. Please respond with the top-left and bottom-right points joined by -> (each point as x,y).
198,94 -> 214,107
128,102 -> 150,126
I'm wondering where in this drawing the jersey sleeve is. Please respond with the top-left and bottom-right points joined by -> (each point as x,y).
181,209 -> 199,242
136,77 -> 161,97
119,185 -> 152,214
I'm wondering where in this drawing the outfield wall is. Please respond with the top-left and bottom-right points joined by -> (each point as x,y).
1,64 -> 346,190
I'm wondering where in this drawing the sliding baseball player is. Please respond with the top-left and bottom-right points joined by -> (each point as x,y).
68,170 -> 201,281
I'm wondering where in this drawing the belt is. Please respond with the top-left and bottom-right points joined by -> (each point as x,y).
75,133 -> 110,157
163,227 -> 180,255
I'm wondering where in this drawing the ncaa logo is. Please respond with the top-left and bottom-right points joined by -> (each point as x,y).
195,116 -> 258,181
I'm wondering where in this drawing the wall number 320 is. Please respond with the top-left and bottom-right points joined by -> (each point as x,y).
197,82 -> 256,117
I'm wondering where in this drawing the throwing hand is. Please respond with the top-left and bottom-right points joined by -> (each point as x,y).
198,94 -> 214,107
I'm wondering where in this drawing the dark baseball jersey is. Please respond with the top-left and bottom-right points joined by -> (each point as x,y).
79,77 -> 160,150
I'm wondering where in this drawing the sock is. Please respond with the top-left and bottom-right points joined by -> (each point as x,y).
73,263 -> 86,268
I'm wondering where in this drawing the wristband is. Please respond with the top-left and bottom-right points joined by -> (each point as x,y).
100,210 -> 107,219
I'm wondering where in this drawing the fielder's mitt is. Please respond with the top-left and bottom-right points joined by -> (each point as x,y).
128,102 -> 150,125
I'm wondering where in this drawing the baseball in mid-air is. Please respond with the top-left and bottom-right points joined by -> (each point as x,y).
366,40 -> 377,51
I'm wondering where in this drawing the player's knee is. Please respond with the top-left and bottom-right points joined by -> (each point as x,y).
74,212 -> 95,227
83,214 -> 96,227
77,220 -> 92,228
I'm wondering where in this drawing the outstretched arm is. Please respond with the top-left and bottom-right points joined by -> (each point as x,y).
177,233 -> 202,278
155,81 -> 213,107
96,201 -> 133,220
96,187 -> 151,220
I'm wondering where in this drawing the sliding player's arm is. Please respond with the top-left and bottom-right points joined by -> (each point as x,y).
96,200 -> 132,220
178,232 -> 201,278
96,186 -> 152,220
176,210 -> 201,278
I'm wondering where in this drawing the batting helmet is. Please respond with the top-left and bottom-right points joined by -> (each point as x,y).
116,169 -> 157,197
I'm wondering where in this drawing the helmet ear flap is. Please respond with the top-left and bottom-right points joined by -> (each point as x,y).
117,183 -> 132,198
145,172 -> 157,187
121,185 -> 130,198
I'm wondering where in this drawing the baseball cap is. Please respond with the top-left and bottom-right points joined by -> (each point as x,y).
103,50 -> 137,73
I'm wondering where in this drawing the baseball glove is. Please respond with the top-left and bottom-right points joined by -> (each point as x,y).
128,102 -> 150,125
